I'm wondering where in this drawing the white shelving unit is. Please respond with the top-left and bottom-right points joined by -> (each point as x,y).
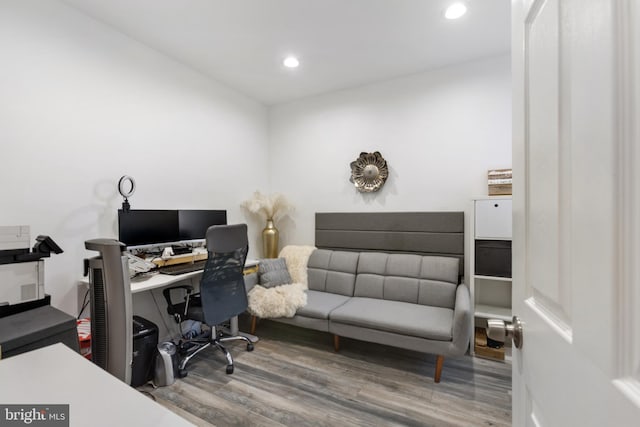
467,196 -> 512,358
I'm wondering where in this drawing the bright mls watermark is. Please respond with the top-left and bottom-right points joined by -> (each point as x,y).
0,405 -> 69,426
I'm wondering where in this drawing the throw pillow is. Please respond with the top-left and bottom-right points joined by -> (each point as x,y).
258,258 -> 292,288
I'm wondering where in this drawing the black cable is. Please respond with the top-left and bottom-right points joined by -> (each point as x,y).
150,288 -> 176,338
77,288 -> 90,319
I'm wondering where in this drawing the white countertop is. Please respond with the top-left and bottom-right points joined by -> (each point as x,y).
0,343 -> 193,426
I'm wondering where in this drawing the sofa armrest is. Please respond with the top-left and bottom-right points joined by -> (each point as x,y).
451,284 -> 472,354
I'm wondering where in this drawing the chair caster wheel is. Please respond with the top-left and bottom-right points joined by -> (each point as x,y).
226,365 -> 234,374
247,343 -> 254,352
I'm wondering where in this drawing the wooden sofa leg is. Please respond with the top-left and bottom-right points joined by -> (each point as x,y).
434,355 -> 444,383
250,315 -> 257,335
333,335 -> 340,352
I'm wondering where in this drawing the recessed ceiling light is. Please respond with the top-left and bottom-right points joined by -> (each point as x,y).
283,56 -> 300,68
445,2 -> 467,20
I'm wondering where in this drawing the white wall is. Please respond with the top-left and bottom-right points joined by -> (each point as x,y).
0,0 -> 269,316
268,55 -> 511,246
0,1 -> 511,322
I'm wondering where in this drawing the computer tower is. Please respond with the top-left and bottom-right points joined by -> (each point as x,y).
131,316 -> 158,387
85,239 -> 133,384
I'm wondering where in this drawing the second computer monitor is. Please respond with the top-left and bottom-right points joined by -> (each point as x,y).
178,210 -> 227,241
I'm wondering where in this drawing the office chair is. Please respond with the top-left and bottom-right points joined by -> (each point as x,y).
163,224 -> 254,374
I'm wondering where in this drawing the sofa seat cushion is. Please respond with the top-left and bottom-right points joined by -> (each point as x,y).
329,297 -> 453,341
296,290 -> 351,320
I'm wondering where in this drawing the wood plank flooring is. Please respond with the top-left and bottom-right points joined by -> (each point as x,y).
141,318 -> 511,427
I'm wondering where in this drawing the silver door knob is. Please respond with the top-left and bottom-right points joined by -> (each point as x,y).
487,316 -> 523,349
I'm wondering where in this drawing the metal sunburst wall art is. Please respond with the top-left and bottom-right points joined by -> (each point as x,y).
349,151 -> 389,193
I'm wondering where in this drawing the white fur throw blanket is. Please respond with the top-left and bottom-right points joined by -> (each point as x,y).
247,245 -> 316,318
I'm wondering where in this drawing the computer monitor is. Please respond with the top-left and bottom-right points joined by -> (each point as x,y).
118,210 -> 179,247
178,210 -> 227,241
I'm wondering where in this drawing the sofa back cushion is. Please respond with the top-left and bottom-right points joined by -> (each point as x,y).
307,249 -> 359,296
354,253 -> 459,309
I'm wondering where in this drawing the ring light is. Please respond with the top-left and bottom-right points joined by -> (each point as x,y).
118,175 -> 136,212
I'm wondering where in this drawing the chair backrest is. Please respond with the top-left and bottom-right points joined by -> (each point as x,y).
199,224 -> 249,325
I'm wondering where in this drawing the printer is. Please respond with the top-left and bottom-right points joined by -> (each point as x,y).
0,226 -> 63,317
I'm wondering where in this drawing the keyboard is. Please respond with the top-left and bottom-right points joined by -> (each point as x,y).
159,260 -> 207,276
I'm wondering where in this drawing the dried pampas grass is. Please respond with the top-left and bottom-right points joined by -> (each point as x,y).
241,191 -> 294,221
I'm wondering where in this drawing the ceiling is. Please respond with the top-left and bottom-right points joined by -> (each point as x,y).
61,0 -> 510,105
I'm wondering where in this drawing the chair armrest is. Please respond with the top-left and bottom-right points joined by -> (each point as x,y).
162,285 -> 195,310
451,284 -> 472,354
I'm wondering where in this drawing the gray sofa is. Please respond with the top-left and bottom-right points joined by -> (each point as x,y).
249,248 -> 471,383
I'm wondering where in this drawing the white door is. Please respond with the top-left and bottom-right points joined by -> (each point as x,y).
512,0 -> 640,425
